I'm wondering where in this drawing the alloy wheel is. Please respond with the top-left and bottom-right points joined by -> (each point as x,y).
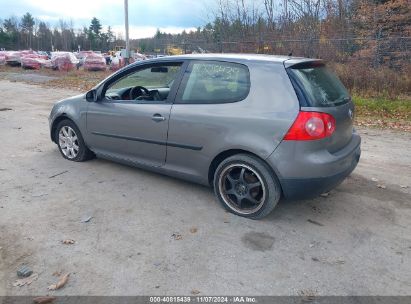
58,126 -> 80,159
218,163 -> 266,215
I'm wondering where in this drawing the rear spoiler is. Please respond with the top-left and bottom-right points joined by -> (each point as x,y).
283,58 -> 324,69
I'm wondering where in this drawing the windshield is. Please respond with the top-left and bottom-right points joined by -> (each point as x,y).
288,63 -> 350,107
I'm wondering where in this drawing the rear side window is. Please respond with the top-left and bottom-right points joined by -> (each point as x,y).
288,63 -> 350,107
178,61 -> 250,104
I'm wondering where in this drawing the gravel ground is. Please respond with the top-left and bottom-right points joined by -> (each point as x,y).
0,72 -> 58,83
0,80 -> 410,296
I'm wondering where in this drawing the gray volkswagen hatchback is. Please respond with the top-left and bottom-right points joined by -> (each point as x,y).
49,54 -> 361,219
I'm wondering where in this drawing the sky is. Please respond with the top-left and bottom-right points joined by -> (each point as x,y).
0,0 -> 212,38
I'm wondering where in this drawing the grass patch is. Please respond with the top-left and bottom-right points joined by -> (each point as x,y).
353,95 -> 411,131
353,96 -> 411,121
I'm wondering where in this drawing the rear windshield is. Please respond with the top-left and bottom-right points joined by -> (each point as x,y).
287,63 -> 350,107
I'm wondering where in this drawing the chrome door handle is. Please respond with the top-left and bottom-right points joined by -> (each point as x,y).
152,114 -> 166,122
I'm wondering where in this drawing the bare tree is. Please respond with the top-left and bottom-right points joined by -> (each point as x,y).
289,0 -> 322,20
264,0 -> 275,29
284,0 -> 289,20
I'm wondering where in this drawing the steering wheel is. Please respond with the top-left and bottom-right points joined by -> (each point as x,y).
129,86 -> 150,100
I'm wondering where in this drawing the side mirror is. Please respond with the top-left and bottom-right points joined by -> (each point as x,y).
86,89 -> 98,102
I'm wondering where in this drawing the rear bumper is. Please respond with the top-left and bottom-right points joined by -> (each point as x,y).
267,133 -> 361,200
280,150 -> 360,199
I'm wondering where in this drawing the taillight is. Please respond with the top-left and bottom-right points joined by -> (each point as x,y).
284,111 -> 335,140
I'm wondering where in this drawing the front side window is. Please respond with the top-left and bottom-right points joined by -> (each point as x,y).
179,61 -> 250,104
105,63 -> 182,102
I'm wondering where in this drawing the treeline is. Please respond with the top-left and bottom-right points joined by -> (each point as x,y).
0,0 -> 409,97
135,0 -> 410,97
1,0 -> 409,64
136,0 -> 410,68
0,14 -> 122,51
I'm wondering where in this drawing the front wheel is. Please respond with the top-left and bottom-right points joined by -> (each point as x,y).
55,119 -> 94,162
213,154 -> 281,219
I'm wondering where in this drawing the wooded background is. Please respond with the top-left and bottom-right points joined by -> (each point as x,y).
0,0 -> 410,98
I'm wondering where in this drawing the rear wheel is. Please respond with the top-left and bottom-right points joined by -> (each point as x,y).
55,119 -> 94,162
213,154 -> 281,219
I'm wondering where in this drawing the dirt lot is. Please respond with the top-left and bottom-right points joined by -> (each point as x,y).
0,80 -> 410,296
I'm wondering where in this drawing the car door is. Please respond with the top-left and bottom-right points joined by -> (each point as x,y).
86,61 -> 186,167
166,60 -> 254,183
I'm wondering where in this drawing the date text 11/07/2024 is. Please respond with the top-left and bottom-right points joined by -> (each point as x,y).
149,296 -> 257,303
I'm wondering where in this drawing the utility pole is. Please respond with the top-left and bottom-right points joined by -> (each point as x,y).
124,0 -> 130,65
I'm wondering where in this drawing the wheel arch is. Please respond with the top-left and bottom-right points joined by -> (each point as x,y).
50,114 -> 74,143
208,149 -> 282,194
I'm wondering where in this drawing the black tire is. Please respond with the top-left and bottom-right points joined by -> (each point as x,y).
55,119 -> 94,162
213,154 -> 281,219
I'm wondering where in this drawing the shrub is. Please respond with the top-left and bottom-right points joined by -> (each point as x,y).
330,62 -> 411,100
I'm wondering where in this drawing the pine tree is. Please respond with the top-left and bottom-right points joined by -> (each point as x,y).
21,12 -> 35,48
89,17 -> 102,35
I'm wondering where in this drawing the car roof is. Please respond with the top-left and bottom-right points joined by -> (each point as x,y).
138,53 -> 322,67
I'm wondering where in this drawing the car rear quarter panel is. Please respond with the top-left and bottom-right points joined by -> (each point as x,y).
165,60 -> 300,185
267,132 -> 361,179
